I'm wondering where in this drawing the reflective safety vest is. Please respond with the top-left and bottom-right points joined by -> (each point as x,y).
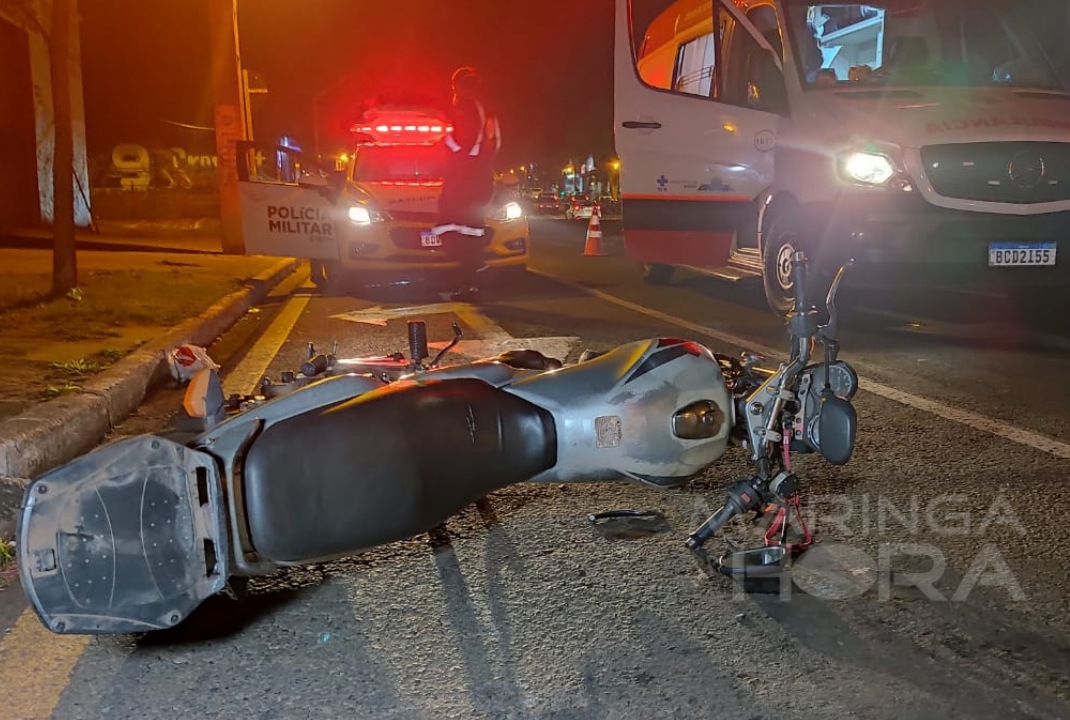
444,101 -> 501,157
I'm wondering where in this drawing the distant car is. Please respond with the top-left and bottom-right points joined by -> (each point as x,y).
534,192 -> 561,215
565,195 -> 598,220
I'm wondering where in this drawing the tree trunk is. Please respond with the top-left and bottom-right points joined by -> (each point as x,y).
50,0 -> 77,297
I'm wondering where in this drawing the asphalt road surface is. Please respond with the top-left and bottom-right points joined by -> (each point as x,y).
2,218 -> 1069,719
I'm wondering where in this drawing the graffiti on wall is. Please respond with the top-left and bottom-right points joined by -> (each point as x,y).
94,143 -> 221,191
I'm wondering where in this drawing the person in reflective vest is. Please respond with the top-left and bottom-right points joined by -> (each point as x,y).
432,66 -> 501,300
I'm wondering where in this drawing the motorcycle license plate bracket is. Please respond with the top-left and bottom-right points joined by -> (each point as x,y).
17,436 -> 229,634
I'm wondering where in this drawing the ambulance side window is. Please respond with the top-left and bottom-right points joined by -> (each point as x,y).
631,0 -> 719,99
672,31 -> 717,96
719,4 -> 788,114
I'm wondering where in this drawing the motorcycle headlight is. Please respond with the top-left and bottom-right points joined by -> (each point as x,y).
347,206 -> 387,225
839,152 -> 895,186
490,201 -> 524,222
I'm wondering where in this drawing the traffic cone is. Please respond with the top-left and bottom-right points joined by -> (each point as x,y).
583,207 -> 604,256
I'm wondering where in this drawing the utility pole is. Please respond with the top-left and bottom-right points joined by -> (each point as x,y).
208,0 -> 248,254
50,0 -> 77,295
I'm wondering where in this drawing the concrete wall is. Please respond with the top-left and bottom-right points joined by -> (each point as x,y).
0,0 -> 92,228
91,189 -> 220,220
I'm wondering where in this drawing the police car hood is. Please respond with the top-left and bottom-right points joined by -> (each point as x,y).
808,87 -> 1070,147
358,182 -> 440,215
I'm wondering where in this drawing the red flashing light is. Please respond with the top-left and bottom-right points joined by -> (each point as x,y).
373,180 -> 444,187
350,111 -> 453,146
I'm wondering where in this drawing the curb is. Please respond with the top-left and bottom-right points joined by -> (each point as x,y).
0,256 -> 299,540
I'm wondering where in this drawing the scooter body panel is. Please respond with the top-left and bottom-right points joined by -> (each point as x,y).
506,339 -> 733,486
17,436 -> 228,634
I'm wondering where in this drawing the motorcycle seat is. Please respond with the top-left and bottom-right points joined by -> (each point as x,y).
242,378 -> 557,563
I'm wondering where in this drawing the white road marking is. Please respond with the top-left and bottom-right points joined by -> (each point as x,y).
331,303 -> 469,326
450,304 -> 579,361
531,269 -> 1070,461
223,290 -> 312,396
337,301 -> 579,361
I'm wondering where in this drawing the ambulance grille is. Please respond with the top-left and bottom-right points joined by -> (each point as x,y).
919,142 -> 1070,204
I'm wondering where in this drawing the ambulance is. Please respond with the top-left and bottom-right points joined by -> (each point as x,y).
615,0 -> 1070,312
237,107 -> 528,288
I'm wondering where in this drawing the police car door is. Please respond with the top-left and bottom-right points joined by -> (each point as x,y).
616,0 -> 785,269
236,142 -> 340,260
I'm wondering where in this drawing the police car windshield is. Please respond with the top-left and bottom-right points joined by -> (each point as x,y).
785,1 -> 1065,91
353,144 -> 446,182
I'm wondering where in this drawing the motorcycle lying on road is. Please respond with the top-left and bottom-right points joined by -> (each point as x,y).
17,253 -> 858,634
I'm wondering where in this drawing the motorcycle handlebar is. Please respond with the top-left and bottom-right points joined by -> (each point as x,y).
791,251 -> 810,312
685,504 -> 737,549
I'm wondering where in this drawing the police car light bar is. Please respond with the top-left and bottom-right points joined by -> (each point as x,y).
350,110 -> 452,145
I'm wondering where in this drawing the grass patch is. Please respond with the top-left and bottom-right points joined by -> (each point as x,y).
0,271 -> 246,341
98,348 -> 129,363
51,358 -> 103,376
43,381 -> 83,399
0,541 -> 12,569
0,254 -> 280,348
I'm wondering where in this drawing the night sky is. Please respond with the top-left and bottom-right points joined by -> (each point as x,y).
80,0 -> 616,175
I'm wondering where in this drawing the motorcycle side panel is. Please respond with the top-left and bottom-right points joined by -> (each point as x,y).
507,339 -> 733,486
17,436 -> 228,634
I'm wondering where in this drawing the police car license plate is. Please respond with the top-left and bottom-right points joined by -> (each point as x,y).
420,231 -> 442,248
988,242 -> 1056,267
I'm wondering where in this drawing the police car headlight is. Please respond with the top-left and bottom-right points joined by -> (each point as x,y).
839,152 -> 895,186
504,202 -> 523,221
490,201 -> 524,223
348,206 -> 373,224
348,206 -> 388,224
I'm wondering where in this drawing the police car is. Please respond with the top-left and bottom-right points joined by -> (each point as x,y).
236,108 -> 529,288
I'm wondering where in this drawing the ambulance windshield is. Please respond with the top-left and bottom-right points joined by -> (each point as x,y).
353,144 -> 447,183
785,1 -> 1066,91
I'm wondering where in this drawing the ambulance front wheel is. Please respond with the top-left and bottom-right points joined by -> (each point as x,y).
761,209 -> 829,316
643,263 -> 674,285
761,209 -> 808,315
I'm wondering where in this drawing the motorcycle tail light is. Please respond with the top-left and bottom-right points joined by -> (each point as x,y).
657,338 -> 705,357
672,400 -> 724,439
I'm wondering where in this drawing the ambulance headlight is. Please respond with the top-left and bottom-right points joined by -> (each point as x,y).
490,201 -> 524,222
840,152 -> 895,186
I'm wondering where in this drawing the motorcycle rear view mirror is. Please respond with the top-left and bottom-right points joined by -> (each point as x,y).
817,394 -> 857,465
715,545 -> 787,594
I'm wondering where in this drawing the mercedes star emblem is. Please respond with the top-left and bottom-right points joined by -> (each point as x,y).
1007,151 -> 1045,189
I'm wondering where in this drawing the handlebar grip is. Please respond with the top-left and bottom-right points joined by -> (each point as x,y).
791,251 -> 809,311
685,504 -> 737,549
